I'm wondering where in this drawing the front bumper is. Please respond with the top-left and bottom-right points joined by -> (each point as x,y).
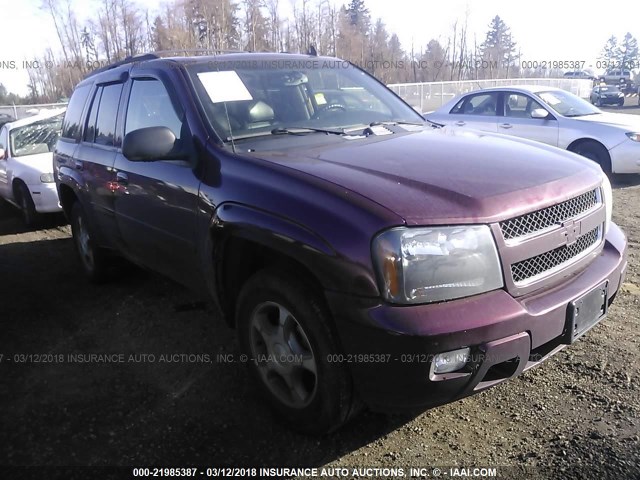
598,96 -> 624,105
609,138 -> 640,174
327,223 -> 627,411
28,182 -> 62,213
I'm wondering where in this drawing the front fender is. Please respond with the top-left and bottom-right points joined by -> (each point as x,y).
205,201 -> 381,304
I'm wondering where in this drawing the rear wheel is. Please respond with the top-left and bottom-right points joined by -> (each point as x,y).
70,202 -> 109,282
570,140 -> 612,175
15,182 -> 39,227
236,268 -> 357,434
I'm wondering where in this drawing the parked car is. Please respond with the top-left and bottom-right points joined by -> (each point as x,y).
55,53 -> 627,433
590,85 -> 625,107
0,113 -> 15,128
599,69 -> 632,86
563,70 -> 595,81
427,85 -> 640,174
0,108 -> 65,224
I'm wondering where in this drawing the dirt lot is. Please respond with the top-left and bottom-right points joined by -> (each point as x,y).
0,174 -> 639,480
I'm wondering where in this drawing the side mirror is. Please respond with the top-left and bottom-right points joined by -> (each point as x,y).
531,108 -> 550,119
0,148 -> 4,159
122,126 -> 183,162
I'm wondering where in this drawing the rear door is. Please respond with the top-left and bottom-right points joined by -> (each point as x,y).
112,76 -> 200,287
447,92 -> 499,133
71,81 -> 126,246
498,92 -> 559,146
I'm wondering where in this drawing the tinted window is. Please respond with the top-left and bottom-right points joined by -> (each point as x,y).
84,87 -> 101,143
61,83 -> 91,141
125,79 -> 182,139
95,83 -> 123,146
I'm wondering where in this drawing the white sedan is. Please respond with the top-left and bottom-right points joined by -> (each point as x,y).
0,109 -> 66,225
427,86 -> 640,174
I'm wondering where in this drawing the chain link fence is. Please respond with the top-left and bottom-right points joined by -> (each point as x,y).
0,78 -> 595,121
0,103 -> 68,122
388,78 -> 594,113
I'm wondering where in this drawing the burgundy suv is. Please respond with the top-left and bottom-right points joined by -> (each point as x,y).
54,53 -> 628,433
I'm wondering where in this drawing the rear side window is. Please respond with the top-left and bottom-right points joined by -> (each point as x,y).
125,79 -> 182,139
95,84 -> 123,146
84,83 -> 124,147
61,83 -> 91,141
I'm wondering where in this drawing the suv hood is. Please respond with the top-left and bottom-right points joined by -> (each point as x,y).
251,128 -> 603,225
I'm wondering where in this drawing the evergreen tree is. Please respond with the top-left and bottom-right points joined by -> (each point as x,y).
616,32 -> 639,70
479,15 -> 517,78
600,35 -> 618,66
346,0 -> 370,33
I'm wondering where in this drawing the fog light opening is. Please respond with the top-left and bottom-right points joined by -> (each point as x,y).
433,347 -> 470,374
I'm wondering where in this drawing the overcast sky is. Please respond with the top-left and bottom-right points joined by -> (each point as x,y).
0,0 -> 639,97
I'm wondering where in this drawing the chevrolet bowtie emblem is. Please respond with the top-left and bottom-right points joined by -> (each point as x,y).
560,219 -> 581,246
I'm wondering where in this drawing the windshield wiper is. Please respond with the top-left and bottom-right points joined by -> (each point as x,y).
564,112 -> 600,118
225,126 -> 345,142
369,120 -> 425,127
271,127 -> 346,135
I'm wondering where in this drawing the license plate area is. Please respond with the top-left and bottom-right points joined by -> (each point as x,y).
566,282 -> 608,343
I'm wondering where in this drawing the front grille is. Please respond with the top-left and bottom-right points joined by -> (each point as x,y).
511,227 -> 600,284
500,189 -> 598,240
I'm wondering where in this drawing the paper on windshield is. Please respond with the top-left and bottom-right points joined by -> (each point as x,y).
197,71 -> 253,103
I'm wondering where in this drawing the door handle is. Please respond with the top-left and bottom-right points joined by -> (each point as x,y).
455,121 -> 466,126
116,172 -> 129,185
499,123 -> 513,129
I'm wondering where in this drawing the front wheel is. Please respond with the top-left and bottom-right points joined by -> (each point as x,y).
70,202 -> 109,282
15,183 -> 39,227
236,268 -> 357,434
570,140 -> 612,175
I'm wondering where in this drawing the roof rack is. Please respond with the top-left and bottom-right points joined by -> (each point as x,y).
83,49 -> 251,79
84,53 -> 159,78
152,49 -> 248,57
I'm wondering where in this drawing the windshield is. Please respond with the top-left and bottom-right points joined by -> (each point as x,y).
536,90 -> 600,117
10,114 -> 64,157
599,86 -> 620,93
186,59 -> 424,142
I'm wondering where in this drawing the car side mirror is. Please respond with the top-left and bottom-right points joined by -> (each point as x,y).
531,108 -> 550,119
122,126 -> 185,162
0,147 -> 5,160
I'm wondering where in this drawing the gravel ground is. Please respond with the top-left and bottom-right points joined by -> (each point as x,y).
0,175 -> 639,480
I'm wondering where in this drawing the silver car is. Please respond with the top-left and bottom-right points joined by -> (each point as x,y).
427,86 -> 640,174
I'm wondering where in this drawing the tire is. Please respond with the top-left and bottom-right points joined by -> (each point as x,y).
594,97 -> 601,107
15,182 -> 39,227
70,202 -> 108,282
236,268 -> 357,434
570,140 -> 612,175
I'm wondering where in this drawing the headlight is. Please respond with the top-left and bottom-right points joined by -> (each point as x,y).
626,132 -> 640,142
40,173 -> 55,183
372,225 -> 504,304
601,174 -> 612,234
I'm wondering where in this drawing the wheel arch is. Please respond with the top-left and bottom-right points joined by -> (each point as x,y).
566,138 -> 613,173
205,202 -> 380,327
58,183 -> 79,218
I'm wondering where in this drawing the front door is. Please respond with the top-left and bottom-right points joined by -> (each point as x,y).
112,77 -> 200,288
